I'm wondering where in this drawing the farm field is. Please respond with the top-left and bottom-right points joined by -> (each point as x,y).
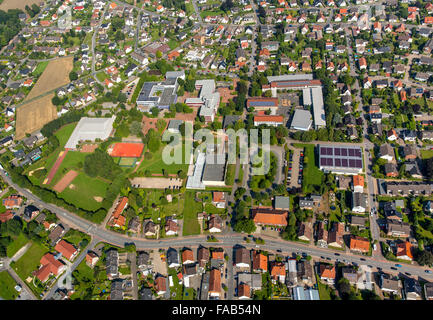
15,93 -> 57,140
0,271 -> 18,300
0,0 -> 41,10
25,56 -> 73,101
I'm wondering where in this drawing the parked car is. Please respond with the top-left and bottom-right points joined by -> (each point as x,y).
395,264 -> 402,268
425,270 -> 432,274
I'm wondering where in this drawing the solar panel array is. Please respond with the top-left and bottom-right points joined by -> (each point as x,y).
319,146 -> 363,169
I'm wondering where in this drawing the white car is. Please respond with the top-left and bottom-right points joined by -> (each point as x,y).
373,244 -> 377,251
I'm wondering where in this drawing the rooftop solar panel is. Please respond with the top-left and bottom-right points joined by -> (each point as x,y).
355,159 -> 362,168
320,158 -> 327,166
320,148 -> 326,155
251,101 -> 277,107
349,159 -> 356,167
327,148 -> 333,155
355,149 -> 361,157
349,149 -> 355,157
326,158 -> 333,166
342,158 -> 348,167
341,148 -> 347,156
334,148 -> 341,156
335,158 -> 341,167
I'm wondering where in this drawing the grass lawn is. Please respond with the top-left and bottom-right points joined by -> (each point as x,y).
183,287 -> 195,300
48,151 -> 87,187
55,122 -> 77,147
7,233 -> 29,258
12,242 -> 47,285
293,144 -> 323,192
167,39 -> 179,50
168,268 -> 183,300
144,190 -> 185,221
182,191 -> 202,236
63,229 -> 90,248
225,164 -> 236,186
32,61 -> 49,77
204,203 -> 226,216
137,145 -> 188,175
24,122 -> 77,186
0,271 -> 18,300
237,165 -> 244,183
185,2 -> 194,14
316,275 -> 331,300
96,72 -> 108,82
0,188 -> 14,213
58,172 -> 109,211
199,9 -> 224,18
420,149 -> 433,159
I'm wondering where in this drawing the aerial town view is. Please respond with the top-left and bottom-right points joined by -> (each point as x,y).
0,0 -> 433,304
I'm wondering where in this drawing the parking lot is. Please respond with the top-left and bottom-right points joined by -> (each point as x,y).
287,148 -> 303,188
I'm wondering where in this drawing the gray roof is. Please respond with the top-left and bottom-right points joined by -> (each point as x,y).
312,87 -> 326,128
274,196 -> 290,210
65,116 -> 115,149
267,74 -> 313,82
291,109 -> 312,131
168,119 -> 183,131
202,154 -> 226,183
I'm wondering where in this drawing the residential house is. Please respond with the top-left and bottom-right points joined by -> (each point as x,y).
235,247 -> 251,268
55,240 -> 78,261
349,235 -> 370,253
34,253 -> 66,283
252,250 -> 268,273
167,248 -> 181,268
319,264 -> 336,284
396,241 -> 413,261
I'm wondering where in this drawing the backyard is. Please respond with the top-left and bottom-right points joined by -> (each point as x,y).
182,191 -> 202,236
293,143 -> 324,193
11,241 -> 48,296
0,271 -> 18,300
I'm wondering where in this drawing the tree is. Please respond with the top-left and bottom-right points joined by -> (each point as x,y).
69,71 -> 78,81
416,250 -> 433,266
130,121 -> 142,136
7,218 -> 23,236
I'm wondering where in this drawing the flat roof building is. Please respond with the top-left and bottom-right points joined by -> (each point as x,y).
65,116 -> 115,150
311,87 -> 326,129
290,109 -> 312,131
318,145 -> 363,174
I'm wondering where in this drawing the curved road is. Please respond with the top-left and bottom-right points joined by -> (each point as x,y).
2,170 -> 433,283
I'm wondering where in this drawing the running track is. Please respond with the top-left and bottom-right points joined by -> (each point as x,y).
44,149 -> 69,185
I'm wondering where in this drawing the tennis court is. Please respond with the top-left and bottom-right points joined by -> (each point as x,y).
117,157 -> 138,167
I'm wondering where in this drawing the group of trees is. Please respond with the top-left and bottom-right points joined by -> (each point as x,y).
84,149 -> 122,181
231,200 -> 256,234
24,4 -> 40,17
0,9 -> 24,48
40,110 -> 84,138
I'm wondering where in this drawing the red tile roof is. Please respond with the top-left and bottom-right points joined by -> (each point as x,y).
253,115 -> 284,123
397,241 -> 413,260
353,175 -> 364,187
252,208 -> 288,226
35,253 -> 65,282
252,251 -> 268,272
55,240 -> 77,260
209,269 -> 221,293
349,235 -> 370,252
319,264 -> 336,279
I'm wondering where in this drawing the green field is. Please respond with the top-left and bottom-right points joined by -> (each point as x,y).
168,268 -> 183,300
420,149 -> 433,159
96,72 -> 108,82
32,61 -> 49,77
7,233 -> 29,258
182,191 -> 202,236
293,144 -> 323,192
144,190 -> 185,221
137,145 -> 189,175
117,157 -> 137,167
185,2 -> 194,14
48,151 -> 86,187
316,275 -> 331,300
55,122 -> 77,147
12,242 -> 47,288
25,122 -> 77,186
0,271 -> 18,300
58,172 -> 109,211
